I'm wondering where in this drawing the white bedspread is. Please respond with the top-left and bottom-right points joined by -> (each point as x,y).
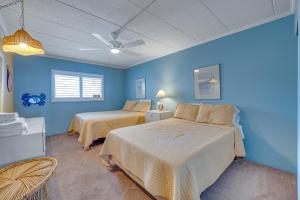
68,110 -> 144,149
99,118 -> 245,200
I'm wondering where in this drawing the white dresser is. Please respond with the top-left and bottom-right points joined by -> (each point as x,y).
0,117 -> 46,167
145,110 -> 173,123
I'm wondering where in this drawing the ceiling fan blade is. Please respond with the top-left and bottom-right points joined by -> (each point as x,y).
91,33 -> 112,47
121,49 -> 142,57
122,39 -> 145,48
79,48 -> 105,51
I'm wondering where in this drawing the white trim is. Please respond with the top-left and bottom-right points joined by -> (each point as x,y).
126,12 -> 293,69
51,69 -> 104,102
200,0 -> 229,31
39,54 -> 125,69
51,98 -> 104,102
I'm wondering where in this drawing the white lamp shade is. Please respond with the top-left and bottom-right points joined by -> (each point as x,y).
156,90 -> 166,98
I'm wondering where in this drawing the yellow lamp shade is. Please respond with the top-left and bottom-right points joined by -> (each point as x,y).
2,29 -> 45,56
156,90 -> 166,98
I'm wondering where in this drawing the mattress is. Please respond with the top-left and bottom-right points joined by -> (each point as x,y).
99,118 -> 245,200
68,110 -> 145,149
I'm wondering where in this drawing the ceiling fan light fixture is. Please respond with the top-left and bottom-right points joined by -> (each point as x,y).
110,48 -> 120,54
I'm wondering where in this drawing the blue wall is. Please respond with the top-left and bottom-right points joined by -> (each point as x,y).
125,16 -> 297,174
14,56 -> 125,135
297,0 -> 300,197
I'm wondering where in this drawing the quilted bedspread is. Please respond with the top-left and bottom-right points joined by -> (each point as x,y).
68,110 -> 145,149
99,118 -> 245,200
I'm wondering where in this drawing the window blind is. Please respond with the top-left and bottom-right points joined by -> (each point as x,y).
54,74 -> 80,98
51,70 -> 104,101
82,76 -> 103,98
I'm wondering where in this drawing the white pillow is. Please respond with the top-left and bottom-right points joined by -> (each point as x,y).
139,99 -> 151,109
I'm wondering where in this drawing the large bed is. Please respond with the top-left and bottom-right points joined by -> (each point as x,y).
99,117 -> 245,200
68,110 -> 145,150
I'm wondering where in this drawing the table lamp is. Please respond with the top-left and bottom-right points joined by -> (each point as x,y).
156,90 -> 166,111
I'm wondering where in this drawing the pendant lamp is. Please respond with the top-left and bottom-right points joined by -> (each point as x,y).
1,0 -> 45,56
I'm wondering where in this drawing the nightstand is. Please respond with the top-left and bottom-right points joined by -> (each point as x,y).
145,110 -> 173,123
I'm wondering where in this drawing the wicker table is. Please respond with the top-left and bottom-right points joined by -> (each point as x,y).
0,157 -> 57,200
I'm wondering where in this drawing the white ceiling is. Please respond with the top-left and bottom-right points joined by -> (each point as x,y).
0,0 -> 294,68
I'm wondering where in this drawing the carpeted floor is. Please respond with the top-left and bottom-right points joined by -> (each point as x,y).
46,134 -> 296,200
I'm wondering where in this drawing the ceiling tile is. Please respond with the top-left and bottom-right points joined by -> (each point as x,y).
1,9 -> 106,49
273,0 -> 291,14
202,0 -> 275,29
127,0 -> 154,9
44,47 -> 120,67
125,37 -> 174,57
59,0 -> 141,26
127,12 -> 196,49
147,0 -> 227,41
0,0 -> 14,5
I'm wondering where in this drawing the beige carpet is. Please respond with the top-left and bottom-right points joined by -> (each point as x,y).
46,134 -> 296,200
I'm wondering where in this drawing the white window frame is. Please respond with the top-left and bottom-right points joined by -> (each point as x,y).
51,70 -> 104,102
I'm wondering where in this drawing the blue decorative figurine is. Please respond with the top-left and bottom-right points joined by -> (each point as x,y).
22,93 -> 46,107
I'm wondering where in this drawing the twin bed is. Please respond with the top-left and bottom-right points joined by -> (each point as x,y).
68,110 -> 145,149
69,102 -> 245,200
68,100 -> 151,149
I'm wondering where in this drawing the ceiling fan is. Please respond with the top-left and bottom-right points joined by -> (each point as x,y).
79,31 -> 146,56
76,0 -> 156,56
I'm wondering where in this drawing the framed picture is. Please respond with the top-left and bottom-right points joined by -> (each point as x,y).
136,77 -> 145,99
194,64 -> 220,99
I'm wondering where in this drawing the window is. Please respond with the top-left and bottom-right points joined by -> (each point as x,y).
51,70 -> 104,102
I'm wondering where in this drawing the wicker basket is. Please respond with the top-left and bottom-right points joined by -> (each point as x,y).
0,157 -> 57,200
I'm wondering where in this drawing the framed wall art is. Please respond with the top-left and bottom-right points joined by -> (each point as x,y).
136,77 -> 145,99
194,65 -> 220,99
